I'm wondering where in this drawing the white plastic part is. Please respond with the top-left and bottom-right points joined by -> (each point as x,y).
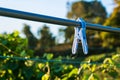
72,18 -> 88,54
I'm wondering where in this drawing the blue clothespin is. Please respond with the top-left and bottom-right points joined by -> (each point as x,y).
72,18 -> 88,55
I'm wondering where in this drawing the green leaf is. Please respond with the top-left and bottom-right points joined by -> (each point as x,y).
54,66 -> 63,73
43,53 -> 54,60
2,40 -> 8,45
82,74 -> 90,80
20,50 -> 26,56
115,63 -> 120,68
103,58 -> 114,65
37,71 -> 44,79
108,70 -> 118,78
42,73 -> 50,80
3,60 -> 18,70
23,67 -> 34,80
68,68 -> 78,78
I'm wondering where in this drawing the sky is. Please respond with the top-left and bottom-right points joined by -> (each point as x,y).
0,0 -> 115,38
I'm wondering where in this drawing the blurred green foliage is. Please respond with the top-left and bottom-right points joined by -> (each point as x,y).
0,31 -> 120,80
100,0 -> 120,48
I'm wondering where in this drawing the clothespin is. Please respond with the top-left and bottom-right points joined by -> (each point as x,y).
72,18 -> 88,55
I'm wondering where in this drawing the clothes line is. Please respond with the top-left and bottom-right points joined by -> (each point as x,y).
0,7 -> 120,33
0,55 -> 102,65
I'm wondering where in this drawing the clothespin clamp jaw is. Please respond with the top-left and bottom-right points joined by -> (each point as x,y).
72,18 -> 88,55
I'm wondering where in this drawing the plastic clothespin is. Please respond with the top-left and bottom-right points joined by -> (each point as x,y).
72,18 -> 88,55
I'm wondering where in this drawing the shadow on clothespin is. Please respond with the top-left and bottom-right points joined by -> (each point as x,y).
72,18 -> 88,55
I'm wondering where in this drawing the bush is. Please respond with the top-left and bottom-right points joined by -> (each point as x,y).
0,31 -> 120,80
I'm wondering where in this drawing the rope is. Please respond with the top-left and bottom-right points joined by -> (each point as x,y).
0,55 -> 103,65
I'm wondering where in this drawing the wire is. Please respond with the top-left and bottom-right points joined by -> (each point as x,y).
0,55 -> 103,65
